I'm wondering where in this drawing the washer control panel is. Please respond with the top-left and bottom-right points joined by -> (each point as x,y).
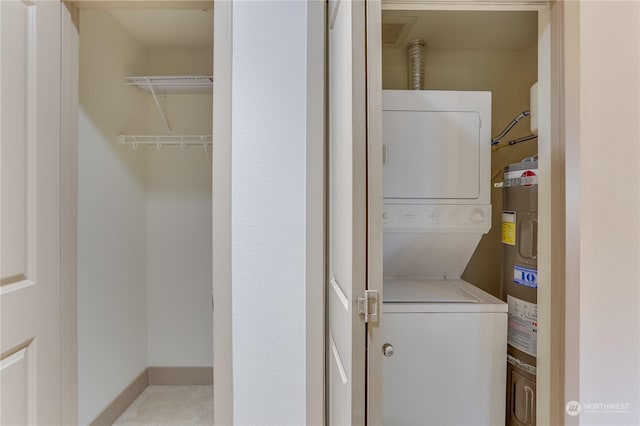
383,204 -> 491,233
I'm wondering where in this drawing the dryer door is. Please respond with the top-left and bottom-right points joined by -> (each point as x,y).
383,110 -> 481,199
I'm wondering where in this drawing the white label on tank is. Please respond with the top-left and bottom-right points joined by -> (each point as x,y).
514,265 -> 538,288
507,295 -> 537,357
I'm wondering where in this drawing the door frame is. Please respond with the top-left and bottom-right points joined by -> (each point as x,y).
210,2 -> 327,425
378,1 -> 565,424
59,1 -> 567,425
60,1 -> 327,424
306,1 -> 327,424
366,1 -> 384,424
60,3 -> 79,425
211,1 -> 232,424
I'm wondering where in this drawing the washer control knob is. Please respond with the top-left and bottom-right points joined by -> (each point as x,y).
382,343 -> 394,357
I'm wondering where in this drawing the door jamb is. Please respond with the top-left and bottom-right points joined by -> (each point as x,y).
60,3 -> 79,425
211,1 -> 233,425
365,1 -> 384,424
306,1 -> 326,425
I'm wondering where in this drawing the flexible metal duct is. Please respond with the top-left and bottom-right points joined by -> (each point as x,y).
407,39 -> 426,90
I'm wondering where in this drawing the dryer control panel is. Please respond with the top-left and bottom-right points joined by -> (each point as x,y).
383,204 -> 491,233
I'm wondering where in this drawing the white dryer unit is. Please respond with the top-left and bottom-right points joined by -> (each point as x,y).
383,90 -> 491,205
382,90 -> 507,425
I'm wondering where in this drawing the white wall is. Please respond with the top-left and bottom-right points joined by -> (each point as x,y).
145,48 -> 213,367
565,1 -> 640,425
146,147 -> 212,367
231,2 -> 307,424
77,10 -> 148,425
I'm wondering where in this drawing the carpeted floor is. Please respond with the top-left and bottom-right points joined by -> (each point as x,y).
113,385 -> 213,425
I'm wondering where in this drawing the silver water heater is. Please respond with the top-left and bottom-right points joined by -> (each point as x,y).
500,157 -> 538,426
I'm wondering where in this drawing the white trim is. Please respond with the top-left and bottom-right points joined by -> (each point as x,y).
0,347 -> 28,371
562,2 -> 581,425
535,4 -> 554,425
71,1 -> 212,9
330,335 -> 348,385
366,1 -> 384,424
330,277 -> 349,312
26,3 -> 38,282
329,0 -> 341,30
0,279 -> 36,296
60,3 -> 79,425
382,1 -> 546,12
212,1 -> 233,425
547,3 -> 567,423
306,1 -> 325,424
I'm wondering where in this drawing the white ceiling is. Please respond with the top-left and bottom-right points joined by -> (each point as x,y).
383,10 -> 538,51
109,9 -> 213,48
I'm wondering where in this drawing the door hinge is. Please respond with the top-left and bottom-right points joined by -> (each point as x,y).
357,290 -> 379,323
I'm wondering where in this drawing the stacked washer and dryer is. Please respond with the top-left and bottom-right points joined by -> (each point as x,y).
381,90 -> 508,425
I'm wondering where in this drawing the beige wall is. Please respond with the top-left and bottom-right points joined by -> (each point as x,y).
146,46 -> 212,75
382,44 -> 538,297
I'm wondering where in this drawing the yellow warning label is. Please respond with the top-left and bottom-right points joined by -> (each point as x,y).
501,211 -> 516,245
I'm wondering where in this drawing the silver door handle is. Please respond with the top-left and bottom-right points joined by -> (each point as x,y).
382,343 -> 394,357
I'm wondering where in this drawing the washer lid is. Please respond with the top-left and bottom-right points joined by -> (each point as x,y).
383,278 -> 478,303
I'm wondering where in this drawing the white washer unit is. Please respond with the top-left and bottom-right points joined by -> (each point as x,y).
382,90 -> 508,425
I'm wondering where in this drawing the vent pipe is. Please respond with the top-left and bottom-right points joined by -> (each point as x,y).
407,39 -> 426,90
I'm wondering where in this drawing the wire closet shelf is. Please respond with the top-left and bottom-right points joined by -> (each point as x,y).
118,135 -> 212,150
125,75 -> 213,94
118,75 -> 213,151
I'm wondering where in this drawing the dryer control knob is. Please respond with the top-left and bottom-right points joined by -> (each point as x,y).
470,208 -> 485,225
382,343 -> 394,357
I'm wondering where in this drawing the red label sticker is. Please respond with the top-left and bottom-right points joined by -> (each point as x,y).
521,170 -> 536,187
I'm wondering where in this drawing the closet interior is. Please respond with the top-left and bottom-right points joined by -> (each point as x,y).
76,8 -> 213,425
380,8 -> 541,426
383,9 -> 539,296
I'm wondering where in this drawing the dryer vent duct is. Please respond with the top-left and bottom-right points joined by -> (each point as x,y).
407,39 -> 426,90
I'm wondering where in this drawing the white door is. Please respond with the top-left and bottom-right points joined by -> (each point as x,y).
327,1 -> 369,424
1,1 -> 62,424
